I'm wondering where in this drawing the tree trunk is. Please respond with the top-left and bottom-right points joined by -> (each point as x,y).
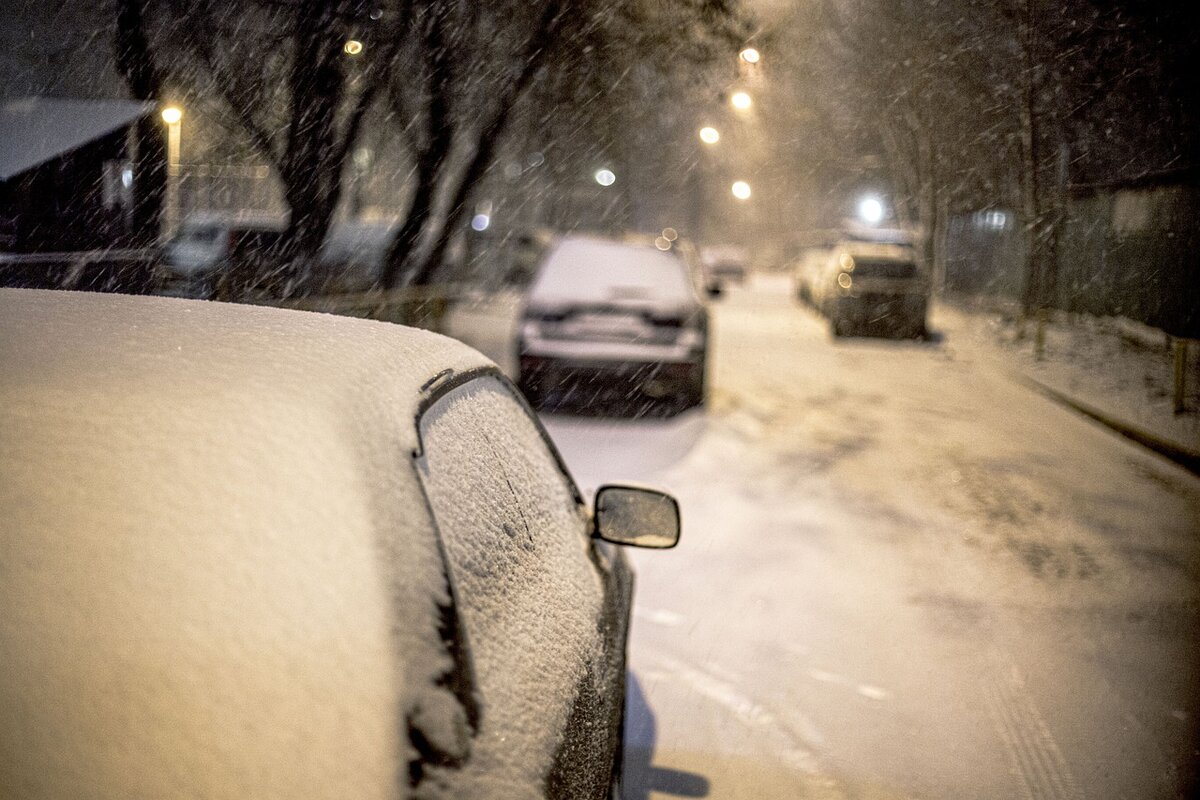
379,5 -> 455,290
113,0 -> 166,246
880,116 -> 920,230
405,0 -> 565,288
279,1 -> 346,270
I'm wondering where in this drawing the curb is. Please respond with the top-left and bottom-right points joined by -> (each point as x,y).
1014,373 -> 1200,476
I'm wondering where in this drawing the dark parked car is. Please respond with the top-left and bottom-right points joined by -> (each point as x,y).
516,235 -> 709,413
156,212 -> 287,299
812,241 -> 929,338
0,289 -> 679,800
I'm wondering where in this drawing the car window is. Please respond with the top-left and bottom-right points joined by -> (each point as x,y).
414,374 -> 604,793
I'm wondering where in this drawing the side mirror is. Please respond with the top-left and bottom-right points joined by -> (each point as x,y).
592,484 -> 680,549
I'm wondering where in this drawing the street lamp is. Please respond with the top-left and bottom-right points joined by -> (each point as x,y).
594,168 -> 616,187
699,126 -> 720,145
730,91 -> 752,111
731,181 -> 751,200
343,39 -> 364,55
161,105 -> 183,240
739,47 -> 761,64
857,195 -> 884,225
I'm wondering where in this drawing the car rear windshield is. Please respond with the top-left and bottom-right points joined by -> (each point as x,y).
853,259 -> 918,279
528,239 -> 694,306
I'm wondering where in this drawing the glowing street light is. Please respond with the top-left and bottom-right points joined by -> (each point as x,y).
343,39 -> 364,55
160,106 -> 183,240
731,180 -> 752,200
730,91 -> 752,111
858,195 -> 885,224
739,47 -> 761,64
594,168 -> 616,187
698,126 -> 720,144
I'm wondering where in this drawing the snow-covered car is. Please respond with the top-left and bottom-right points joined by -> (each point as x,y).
699,244 -> 749,286
812,240 -> 929,338
0,289 -> 680,799
516,235 -> 709,412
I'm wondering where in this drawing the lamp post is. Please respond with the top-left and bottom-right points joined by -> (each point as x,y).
161,106 -> 182,240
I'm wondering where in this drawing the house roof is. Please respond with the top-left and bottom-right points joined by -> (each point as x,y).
0,97 -> 155,181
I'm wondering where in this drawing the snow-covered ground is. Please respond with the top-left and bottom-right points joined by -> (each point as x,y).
446,275 -> 1200,799
939,300 -> 1200,455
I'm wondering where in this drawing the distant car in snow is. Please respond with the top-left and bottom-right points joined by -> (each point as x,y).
699,244 -> 749,286
0,289 -> 680,800
792,247 -> 831,305
516,235 -> 709,413
811,240 -> 929,338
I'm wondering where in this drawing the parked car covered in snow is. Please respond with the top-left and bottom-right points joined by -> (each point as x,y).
792,246 -> 831,305
811,240 -> 929,338
516,235 -> 709,412
0,289 -> 680,799
699,243 -> 749,286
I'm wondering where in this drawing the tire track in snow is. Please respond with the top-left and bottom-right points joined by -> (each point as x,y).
651,654 -> 840,788
982,649 -> 1084,800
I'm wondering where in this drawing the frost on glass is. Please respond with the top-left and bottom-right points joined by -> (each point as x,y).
416,376 -> 605,797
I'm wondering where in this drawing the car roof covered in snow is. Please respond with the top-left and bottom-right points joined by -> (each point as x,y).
0,289 -> 492,455
0,289 -> 493,799
527,234 -> 697,310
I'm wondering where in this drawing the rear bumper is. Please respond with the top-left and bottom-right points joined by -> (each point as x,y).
834,292 -> 926,325
517,352 -> 704,404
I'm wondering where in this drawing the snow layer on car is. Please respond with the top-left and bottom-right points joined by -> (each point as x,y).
528,236 -> 694,310
416,377 -> 606,797
0,289 -> 490,800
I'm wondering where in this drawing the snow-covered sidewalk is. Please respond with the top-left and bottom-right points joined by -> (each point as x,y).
934,300 -> 1200,463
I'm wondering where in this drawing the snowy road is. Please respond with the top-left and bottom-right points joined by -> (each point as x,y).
450,277 -> 1200,799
